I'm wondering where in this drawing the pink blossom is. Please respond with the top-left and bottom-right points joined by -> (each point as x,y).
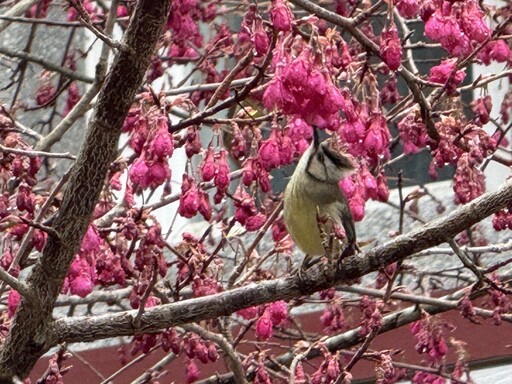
96,251 -> 126,286
381,76 -> 400,104
270,0 -> 293,31
363,113 -> 390,163
268,300 -> 288,325
395,0 -> 419,18
254,366 -> 272,384
200,147 -> 216,181
198,191 -> 212,221
237,306 -> 260,320
471,95 -> 492,125
63,83 -> 80,116
69,258 -> 94,298
380,24 -> 402,71
271,219 -> 288,242
214,150 -> 230,191
340,177 -> 356,198
478,40 -> 511,65
193,275 -> 223,297
460,0 -> 490,43
7,290 -> 20,317
428,59 -> 466,95
349,196 -> 365,221
321,304 -> 346,334
454,153 -> 485,204
263,48 -> 344,130
147,116 -> 173,159
255,310 -> 273,340
68,0 -> 100,22
397,111 -> 429,154
16,184 -> 35,213
147,160 -> 171,188
178,175 -> 200,218
184,127 -> 202,158
258,132 -> 281,170
245,213 -> 267,231
376,173 -> 389,202
253,25 -> 269,57
412,372 -> 446,384
185,359 -> 201,383
287,117 -> 313,154
129,158 -> 150,188
80,225 -> 101,255
361,166 -> 378,200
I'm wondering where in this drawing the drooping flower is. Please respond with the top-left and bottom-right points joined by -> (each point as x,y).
428,59 -> 466,95
255,310 -> 273,340
270,0 -> 293,31
178,175 -> 201,218
380,24 -> 402,71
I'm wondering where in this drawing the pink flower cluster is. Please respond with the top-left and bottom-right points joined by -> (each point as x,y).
431,117 -> 495,202
178,174 -> 211,220
423,0 -> 490,57
380,24 -> 402,71
270,0 -> 294,32
375,353 -> 407,383
410,318 -> 448,363
132,329 -> 219,383
263,47 -> 345,131
166,0 -> 204,59
471,95 -> 492,126
67,0 -> 100,22
63,83 -> 80,116
321,303 -> 346,334
134,224 -> 168,277
124,105 -> 173,190
258,128 -> 294,170
237,300 -> 288,340
358,296 -> 383,336
67,225 -> 125,296
237,4 -> 269,57
428,59 -> 466,95
339,97 -> 391,167
488,277 -> 512,325
394,0 -> 419,18
453,153 -> 485,204
242,158 -> 271,193
340,165 -> 389,221
493,207 -> 512,231
397,111 -> 429,154
233,188 -> 267,231
311,350 -> 342,384
199,148 -> 230,203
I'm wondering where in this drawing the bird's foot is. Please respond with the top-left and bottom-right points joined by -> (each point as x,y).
336,243 -> 360,269
294,255 -> 321,281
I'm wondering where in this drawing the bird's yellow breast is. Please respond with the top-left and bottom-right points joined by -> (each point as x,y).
283,183 -> 326,256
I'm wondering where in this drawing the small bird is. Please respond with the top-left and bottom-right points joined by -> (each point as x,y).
283,128 -> 357,274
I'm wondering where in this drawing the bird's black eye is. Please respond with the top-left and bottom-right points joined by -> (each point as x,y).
316,152 -> 324,162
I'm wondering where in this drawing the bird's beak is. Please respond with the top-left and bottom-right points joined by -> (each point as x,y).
313,126 -> 320,149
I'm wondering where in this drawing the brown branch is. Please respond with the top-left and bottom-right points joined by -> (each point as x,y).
52,178 -> 512,344
0,46 -> 94,84
0,145 -> 76,160
0,0 -> 172,381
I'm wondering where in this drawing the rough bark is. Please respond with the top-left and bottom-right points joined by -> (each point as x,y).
53,179 -> 512,343
0,1 -> 171,382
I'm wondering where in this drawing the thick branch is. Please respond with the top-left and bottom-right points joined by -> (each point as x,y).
53,179 -> 512,343
0,1 -> 171,381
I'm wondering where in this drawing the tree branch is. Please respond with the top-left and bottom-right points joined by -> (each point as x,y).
0,1 -> 171,381
53,179 -> 512,344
